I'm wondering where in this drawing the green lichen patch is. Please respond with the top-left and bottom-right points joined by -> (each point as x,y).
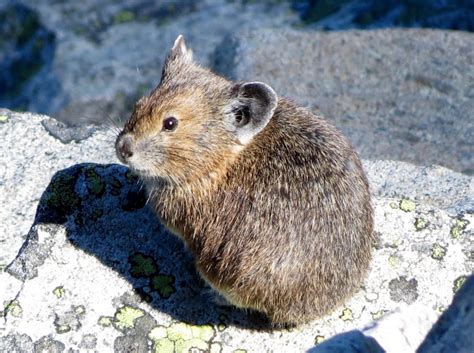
150,274 -> 176,299
3,300 -> 22,317
129,253 -> 158,278
42,171 -> 81,219
85,168 -> 105,197
453,276 -> 467,293
0,115 -> 8,123
450,218 -> 469,239
315,335 -> 325,344
149,323 -> 216,353
110,176 -> 123,195
113,10 -> 135,24
113,306 -> 145,331
431,243 -> 447,260
414,217 -> 428,231
98,316 -> 113,327
371,310 -> 387,320
399,199 -> 416,212
339,307 -> 353,321
125,169 -> 139,184
53,286 -> 65,298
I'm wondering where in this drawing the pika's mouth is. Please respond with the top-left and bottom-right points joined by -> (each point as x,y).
115,133 -> 163,180
115,133 -> 134,164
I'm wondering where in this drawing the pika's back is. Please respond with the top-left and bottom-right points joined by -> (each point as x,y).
186,98 -> 373,323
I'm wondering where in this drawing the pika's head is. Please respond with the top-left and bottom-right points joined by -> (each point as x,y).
116,35 -> 277,184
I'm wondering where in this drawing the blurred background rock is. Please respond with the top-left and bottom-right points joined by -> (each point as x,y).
0,0 -> 473,173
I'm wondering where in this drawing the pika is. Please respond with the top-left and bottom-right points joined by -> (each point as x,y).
116,35 -> 375,325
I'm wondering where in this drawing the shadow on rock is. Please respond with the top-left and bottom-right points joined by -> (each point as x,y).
30,163 -> 269,330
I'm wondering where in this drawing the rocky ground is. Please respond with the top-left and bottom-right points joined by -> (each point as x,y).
0,110 -> 472,352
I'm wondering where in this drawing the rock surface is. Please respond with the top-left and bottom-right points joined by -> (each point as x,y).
213,28 -> 474,175
0,3 -> 58,112
1,110 -> 472,352
298,0 -> 474,31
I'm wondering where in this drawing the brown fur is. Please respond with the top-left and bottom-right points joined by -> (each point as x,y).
116,36 -> 375,325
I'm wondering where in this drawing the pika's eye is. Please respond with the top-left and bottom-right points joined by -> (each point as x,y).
162,117 -> 178,131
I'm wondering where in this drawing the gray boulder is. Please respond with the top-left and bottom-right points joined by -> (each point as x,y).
213,28 -> 474,175
1,109 -> 472,352
0,3 -> 59,113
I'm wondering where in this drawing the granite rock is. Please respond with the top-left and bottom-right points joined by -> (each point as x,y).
0,110 -> 472,352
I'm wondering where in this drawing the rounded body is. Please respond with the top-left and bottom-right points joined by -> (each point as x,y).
150,99 -> 374,325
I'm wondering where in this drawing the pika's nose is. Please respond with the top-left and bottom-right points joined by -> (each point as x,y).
116,133 -> 134,163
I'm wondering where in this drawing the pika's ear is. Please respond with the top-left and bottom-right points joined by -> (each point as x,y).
225,82 -> 277,144
167,34 -> 193,64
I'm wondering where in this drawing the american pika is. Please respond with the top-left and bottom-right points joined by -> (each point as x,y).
116,35 -> 374,325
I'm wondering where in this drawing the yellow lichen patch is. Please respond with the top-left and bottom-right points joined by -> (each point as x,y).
371,310 -> 387,320
74,305 -> 86,315
175,337 -> 209,352
149,322 -> 216,353
389,201 -> 399,209
4,300 -> 22,318
149,326 -> 168,340
113,306 -> 144,331
53,286 -> 65,298
315,335 -> 325,344
152,338 -> 174,353
167,322 -> 194,341
399,199 -> 416,212
453,276 -> 467,293
431,243 -> 447,260
391,238 -> 403,248
414,217 -> 428,231
190,324 -> 215,341
210,342 -> 223,353
98,316 -> 113,327
0,115 -> 8,123
233,349 -> 248,353
450,218 -> 469,239
56,324 -> 71,334
339,307 -> 353,321
388,255 -> 398,267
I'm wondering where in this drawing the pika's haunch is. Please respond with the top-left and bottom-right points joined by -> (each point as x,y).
116,35 -> 375,325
